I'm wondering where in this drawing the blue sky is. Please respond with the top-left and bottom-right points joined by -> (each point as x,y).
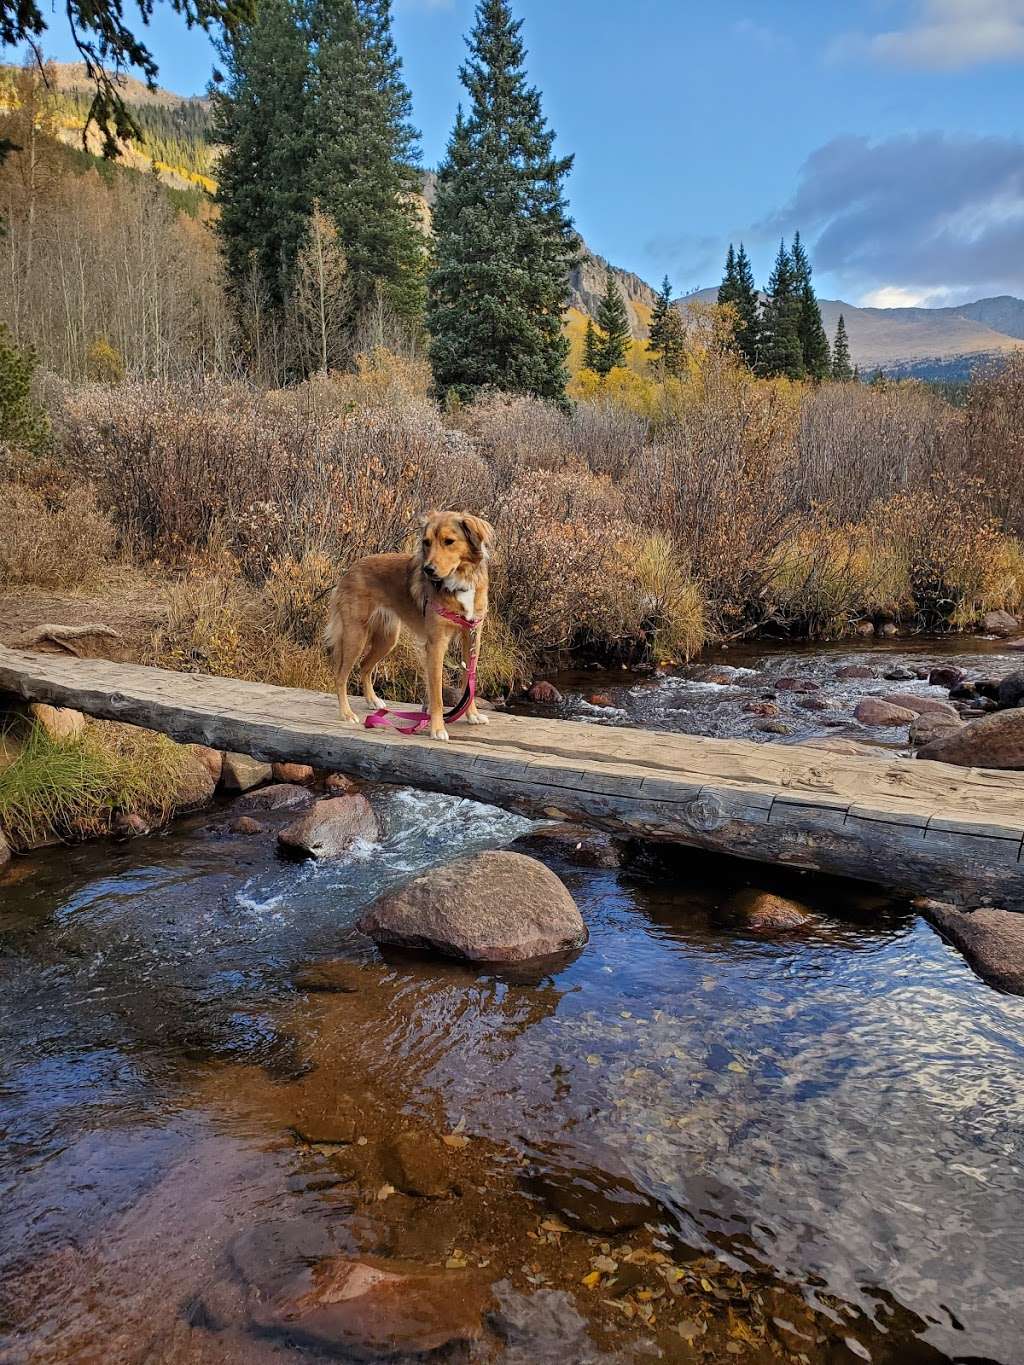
11,0 -> 1024,305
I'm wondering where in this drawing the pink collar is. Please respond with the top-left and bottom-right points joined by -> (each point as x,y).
432,601 -> 485,630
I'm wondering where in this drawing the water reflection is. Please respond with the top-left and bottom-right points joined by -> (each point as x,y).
0,776 -> 1022,1363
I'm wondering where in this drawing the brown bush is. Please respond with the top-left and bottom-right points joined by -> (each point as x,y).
965,354 -> 1024,535
0,481 -> 114,588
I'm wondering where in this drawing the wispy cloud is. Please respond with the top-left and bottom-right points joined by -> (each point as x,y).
757,132 -> 1024,303
829,0 -> 1024,70
731,19 -> 789,53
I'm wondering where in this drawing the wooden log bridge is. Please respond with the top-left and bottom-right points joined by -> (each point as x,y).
2,643 -> 1023,908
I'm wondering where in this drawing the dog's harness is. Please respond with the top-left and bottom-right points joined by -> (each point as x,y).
364,602 -> 485,736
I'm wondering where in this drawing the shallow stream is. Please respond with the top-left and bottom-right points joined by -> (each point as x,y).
1,639 -> 1023,1364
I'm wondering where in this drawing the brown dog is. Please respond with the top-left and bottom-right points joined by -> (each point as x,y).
324,510 -> 494,741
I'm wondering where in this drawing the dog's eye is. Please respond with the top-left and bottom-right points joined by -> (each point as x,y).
443,537 -> 455,546
422,539 -> 429,549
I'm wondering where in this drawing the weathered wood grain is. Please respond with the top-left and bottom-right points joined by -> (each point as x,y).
2,644 -> 1023,907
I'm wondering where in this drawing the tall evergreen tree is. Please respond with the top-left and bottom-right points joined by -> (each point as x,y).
311,0 -> 425,333
427,0 -> 577,402
732,244 -> 761,369
831,313 -> 853,381
790,231 -> 830,380
759,239 -> 804,380
647,275 -> 685,375
213,0 -> 314,317
591,267 -> 630,376
718,244 -> 739,309
583,318 -> 601,372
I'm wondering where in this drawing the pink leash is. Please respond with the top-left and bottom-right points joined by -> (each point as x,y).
364,604 -> 484,736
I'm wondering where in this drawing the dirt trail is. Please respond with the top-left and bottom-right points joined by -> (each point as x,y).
0,569 -> 168,661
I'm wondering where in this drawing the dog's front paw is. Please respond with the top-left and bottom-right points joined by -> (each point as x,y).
430,725 -> 450,742
466,710 -> 489,725
339,712 -> 360,728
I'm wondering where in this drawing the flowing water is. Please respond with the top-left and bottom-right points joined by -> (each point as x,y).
1,641 -> 1023,1364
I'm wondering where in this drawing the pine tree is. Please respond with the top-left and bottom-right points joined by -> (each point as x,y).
831,313 -> 853,382
732,244 -> 761,369
790,231 -> 830,380
311,0 -> 425,334
718,244 -> 739,309
759,239 -> 804,380
0,325 -> 50,455
213,0 -> 314,319
592,267 -> 630,376
427,0 -> 577,402
647,275 -> 685,375
583,318 -> 601,372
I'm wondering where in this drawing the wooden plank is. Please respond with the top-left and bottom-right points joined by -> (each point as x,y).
3,644 -> 1024,907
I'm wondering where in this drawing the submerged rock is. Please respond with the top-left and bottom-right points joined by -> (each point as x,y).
776,676 -> 819,693
728,888 -> 811,931
835,665 -> 875,680
742,700 -> 780,717
325,772 -> 359,795
523,1155 -> 660,1233
358,850 -> 586,963
231,815 -> 265,835
278,794 -> 379,859
380,1130 -> 456,1198
245,1254 -> 490,1357
510,823 -> 623,869
239,782 -> 314,812
918,899 -> 1024,994
527,681 -> 563,704
916,709 -> 1024,769
855,698 -> 916,727
292,960 -> 366,993
220,752 -> 272,792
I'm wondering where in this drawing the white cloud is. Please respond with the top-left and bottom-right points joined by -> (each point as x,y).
859,286 -> 934,307
830,0 -> 1024,70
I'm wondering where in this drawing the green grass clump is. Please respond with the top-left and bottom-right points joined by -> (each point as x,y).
0,719 -> 195,850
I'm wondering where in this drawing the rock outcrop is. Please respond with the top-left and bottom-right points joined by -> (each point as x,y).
917,709 -> 1024,768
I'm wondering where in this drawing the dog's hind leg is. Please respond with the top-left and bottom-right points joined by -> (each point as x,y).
330,619 -> 369,726
360,610 -> 401,711
462,623 -> 488,725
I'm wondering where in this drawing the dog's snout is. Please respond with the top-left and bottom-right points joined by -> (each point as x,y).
423,563 -> 440,581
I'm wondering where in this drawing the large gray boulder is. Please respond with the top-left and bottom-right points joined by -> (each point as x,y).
358,850 -> 587,963
983,609 -> 1019,637
917,709 -> 1024,769
279,795 -> 378,858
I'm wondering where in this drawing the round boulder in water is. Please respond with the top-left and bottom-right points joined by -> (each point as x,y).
357,850 -> 587,963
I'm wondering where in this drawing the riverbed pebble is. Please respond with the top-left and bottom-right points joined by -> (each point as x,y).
928,666 -> 965,689
278,794 -> 379,859
238,782 -> 314,812
220,752 -> 273,792
272,762 -> 315,783
855,698 -> 916,727
527,681 -> 564,704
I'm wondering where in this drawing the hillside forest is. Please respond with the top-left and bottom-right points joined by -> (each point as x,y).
2,0 -> 1024,706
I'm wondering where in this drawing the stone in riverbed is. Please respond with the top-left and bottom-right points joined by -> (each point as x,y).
917,709 -> 1024,769
928,666 -> 965,689
245,1254 -> 490,1357
742,700 -> 780,717
883,665 -> 917,682
231,815 -> 265,836
272,762 -> 315,783
835,664 -> 875,680
357,850 -> 586,963
757,719 -> 793,734
728,888 -> 811,931
917,899 -> 1024,994
527,681 -> 563,704
325,772 -> 358,795
996,670 -> 1024,709
523,1154 -> 660,1233
880,692 -> 959,719
220,752 -> 272,792
278,794 -> 379,859
380,1130 -> 456,1198
983,609 -> 1020,637
292,960 -> 366,993
855,698 -> 916,727
776,676 -> 819,693
509,823 -> 623,869
169,755 -> 217,812
908,714 -> 964,748
587,692 -> 614,707
238,782 -> 314,812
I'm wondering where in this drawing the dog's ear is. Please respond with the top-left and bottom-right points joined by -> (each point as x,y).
419,509 -> 440,535
460,513 -> 495,558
